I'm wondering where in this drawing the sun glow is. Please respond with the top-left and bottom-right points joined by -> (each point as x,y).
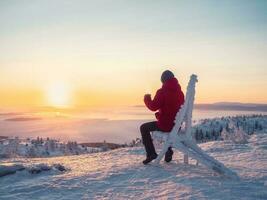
45,83 -> 71,108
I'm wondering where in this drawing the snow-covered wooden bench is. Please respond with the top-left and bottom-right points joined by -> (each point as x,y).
152,74 -> 238,178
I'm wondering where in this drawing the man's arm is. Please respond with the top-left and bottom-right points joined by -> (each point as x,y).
144,89 -> 164,111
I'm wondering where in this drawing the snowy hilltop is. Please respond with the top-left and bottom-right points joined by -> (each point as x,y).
0,129 -> 267,199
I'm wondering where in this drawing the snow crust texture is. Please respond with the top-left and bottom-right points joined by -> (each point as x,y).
1,131 -> 267,199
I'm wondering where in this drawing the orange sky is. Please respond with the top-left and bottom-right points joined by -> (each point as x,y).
0,1 -> 267,108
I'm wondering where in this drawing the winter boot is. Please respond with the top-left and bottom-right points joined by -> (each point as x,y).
164,147 -> 173,163
142,137 -> 158,165
143,153 -> 157,165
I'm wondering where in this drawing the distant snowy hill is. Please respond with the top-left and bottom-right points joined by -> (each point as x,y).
1,131 -> 267,199
195,102 -> 267,111
136,102 -> 267,112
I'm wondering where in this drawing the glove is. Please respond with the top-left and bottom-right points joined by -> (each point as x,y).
144,94 -> 151,101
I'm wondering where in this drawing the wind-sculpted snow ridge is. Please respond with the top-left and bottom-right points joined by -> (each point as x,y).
0,131 -> 266,199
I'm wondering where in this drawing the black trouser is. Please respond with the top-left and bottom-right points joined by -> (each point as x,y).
140,121 -> 160,157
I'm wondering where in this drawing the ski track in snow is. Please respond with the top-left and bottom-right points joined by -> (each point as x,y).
1,132 -> 267,200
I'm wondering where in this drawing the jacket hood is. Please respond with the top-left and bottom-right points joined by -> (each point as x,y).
162,77 -> 181,91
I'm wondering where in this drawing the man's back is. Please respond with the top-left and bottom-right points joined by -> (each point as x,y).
145,77 -> 184,132
158,77 -> 184,131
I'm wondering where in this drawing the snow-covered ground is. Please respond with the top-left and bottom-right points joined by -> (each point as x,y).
1,131 -> 267,199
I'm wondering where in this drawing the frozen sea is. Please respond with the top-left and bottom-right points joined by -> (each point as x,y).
0,106 -> 266,143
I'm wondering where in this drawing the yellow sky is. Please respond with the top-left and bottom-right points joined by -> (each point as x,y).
0,0 -> 267,108
0,64 -> 266,108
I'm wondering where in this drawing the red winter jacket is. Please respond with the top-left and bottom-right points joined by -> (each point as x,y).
144,77 -> 184,132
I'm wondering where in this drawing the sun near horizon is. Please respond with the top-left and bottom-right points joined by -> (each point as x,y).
45,82 -> 72,108
0,0 -> 267,109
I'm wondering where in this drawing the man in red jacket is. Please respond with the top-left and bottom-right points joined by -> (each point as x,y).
140,70 -> 185,164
